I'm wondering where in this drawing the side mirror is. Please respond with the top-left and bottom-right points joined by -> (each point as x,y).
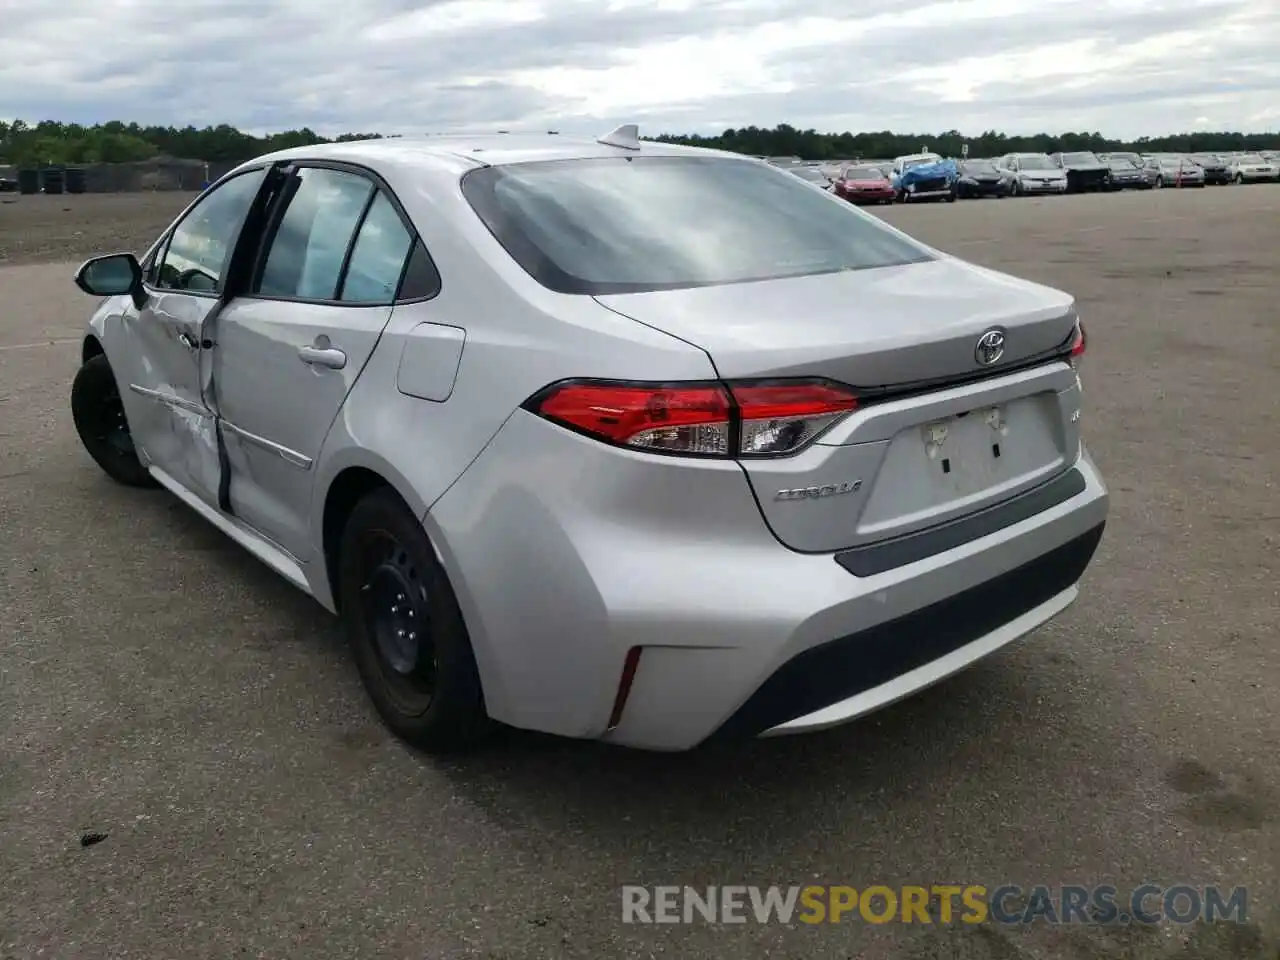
74,253 -> 146,309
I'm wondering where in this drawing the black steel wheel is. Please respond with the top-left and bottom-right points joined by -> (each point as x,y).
70,353 -> 157,487
338,487 -> 489,753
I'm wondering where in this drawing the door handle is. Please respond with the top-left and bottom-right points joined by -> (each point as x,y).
177,331 -> 199,351
298,345 -> 347,370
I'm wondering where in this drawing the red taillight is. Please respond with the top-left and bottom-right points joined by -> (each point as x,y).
732,382 -> 858,456
527,379 -> 858,458
1069,319 -> 1086,369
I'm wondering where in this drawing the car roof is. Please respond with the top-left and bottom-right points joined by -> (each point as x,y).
238,133 -> 750,180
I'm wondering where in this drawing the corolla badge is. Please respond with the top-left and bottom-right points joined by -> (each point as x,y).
774,480 -> 862,501
974,328 -> 1006,366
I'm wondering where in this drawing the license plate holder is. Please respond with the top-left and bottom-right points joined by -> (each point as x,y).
921,406 -> 1010,481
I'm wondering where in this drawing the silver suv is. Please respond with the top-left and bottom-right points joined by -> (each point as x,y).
70,128 -> 1109,753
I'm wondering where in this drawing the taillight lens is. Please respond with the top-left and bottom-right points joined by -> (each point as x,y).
1068,319 -> 1086,370
732,382 -> 858,456
527,379 -> 858,458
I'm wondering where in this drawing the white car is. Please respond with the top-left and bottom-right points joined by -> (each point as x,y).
996,154 -> 1068,196
1228,154 -> 1277,183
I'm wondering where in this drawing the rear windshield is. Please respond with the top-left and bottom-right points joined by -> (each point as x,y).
461,156 -> 934,295
1062,152 -> 1098,164
846,166 -> 883,178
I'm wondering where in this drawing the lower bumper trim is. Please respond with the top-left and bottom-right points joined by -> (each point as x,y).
707,522 -> 1105,741
834,467 -> 1087,577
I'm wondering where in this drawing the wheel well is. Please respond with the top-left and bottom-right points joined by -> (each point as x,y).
322,467 -> 392,610
82,336 -> 105,364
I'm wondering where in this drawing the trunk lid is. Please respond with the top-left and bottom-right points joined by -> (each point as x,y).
594,257 -> 1076,388
596,259 -> 1083,553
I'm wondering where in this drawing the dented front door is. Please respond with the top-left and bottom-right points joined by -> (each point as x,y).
122,289 -> 222,504
119,167 -> 269,507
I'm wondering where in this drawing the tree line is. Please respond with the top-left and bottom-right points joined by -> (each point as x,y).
2,118 -> 1276,167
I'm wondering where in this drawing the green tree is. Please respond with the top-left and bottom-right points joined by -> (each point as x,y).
0,118 -> 1275,167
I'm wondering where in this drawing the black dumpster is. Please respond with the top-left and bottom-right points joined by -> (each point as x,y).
18,169 -> 40,194
42,167 -> 65,195
65,167 -> 87,194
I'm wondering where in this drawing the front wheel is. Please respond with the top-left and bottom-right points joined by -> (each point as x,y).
70,353 -> 157,487
338,487 -> 490,754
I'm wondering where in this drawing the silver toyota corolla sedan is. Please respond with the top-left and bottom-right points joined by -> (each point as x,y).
69,127 -> 1108,753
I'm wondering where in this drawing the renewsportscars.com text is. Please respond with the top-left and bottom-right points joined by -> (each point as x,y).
621,884 -> 1248,925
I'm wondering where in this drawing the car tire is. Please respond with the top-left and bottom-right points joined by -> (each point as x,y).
1234,173 -> 1243,184
338,486 -> 490,754
70,353 -> 158,488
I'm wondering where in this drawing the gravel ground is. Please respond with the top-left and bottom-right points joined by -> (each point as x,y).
1,184 -> 1278,959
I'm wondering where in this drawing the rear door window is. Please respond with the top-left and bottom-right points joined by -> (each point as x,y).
339,191 -> 415,304
255,167 -> 374,301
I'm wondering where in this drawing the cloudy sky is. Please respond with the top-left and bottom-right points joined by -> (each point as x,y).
1,0 -> 1277,138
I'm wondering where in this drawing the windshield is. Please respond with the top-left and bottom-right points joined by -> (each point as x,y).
1062,152 -> 1098,164
460,156 -> 934,295
903,156 -> 940,169
1108,159 -> 1136,169
961,160 -> 997,174
1017,155 -> 1054,170
846,166 -> 884,179
1240,154 -> 1264,163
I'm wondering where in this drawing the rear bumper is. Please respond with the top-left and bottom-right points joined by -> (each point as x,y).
428,408 -> 1109,751
848,189 -> 896,203
718,522 -> 1101,740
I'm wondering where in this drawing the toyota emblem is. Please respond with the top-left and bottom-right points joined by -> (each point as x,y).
974,329 -> 1006,366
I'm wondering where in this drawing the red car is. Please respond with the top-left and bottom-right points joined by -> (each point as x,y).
832,164 -> 896,205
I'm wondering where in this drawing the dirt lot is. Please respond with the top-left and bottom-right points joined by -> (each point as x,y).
1,185 -> 1278,959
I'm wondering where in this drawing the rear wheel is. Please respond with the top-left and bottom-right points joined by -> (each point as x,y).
338,487 -> 490,754
70,353 -> 157,487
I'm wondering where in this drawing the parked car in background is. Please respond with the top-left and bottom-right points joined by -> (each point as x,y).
1102,157 -> 1150,190
1049,152 -> 1112,193
1189,154 -> 1231,185
997,153 -> 1068,196
65,128 -> 1108,753
788,165 -> 833,188
832,164 -> 896,204
890,153 -> 959,203
954,159 -> 1011,198
1099,151 -> 1144,168
1227,154 -> 1278,183
1143,155 -> 1204,188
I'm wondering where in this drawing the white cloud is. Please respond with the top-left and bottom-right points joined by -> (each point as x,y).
0,0 -> 1277,137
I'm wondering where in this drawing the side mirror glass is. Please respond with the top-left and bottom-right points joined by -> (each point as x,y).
75,253 -> 145,307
